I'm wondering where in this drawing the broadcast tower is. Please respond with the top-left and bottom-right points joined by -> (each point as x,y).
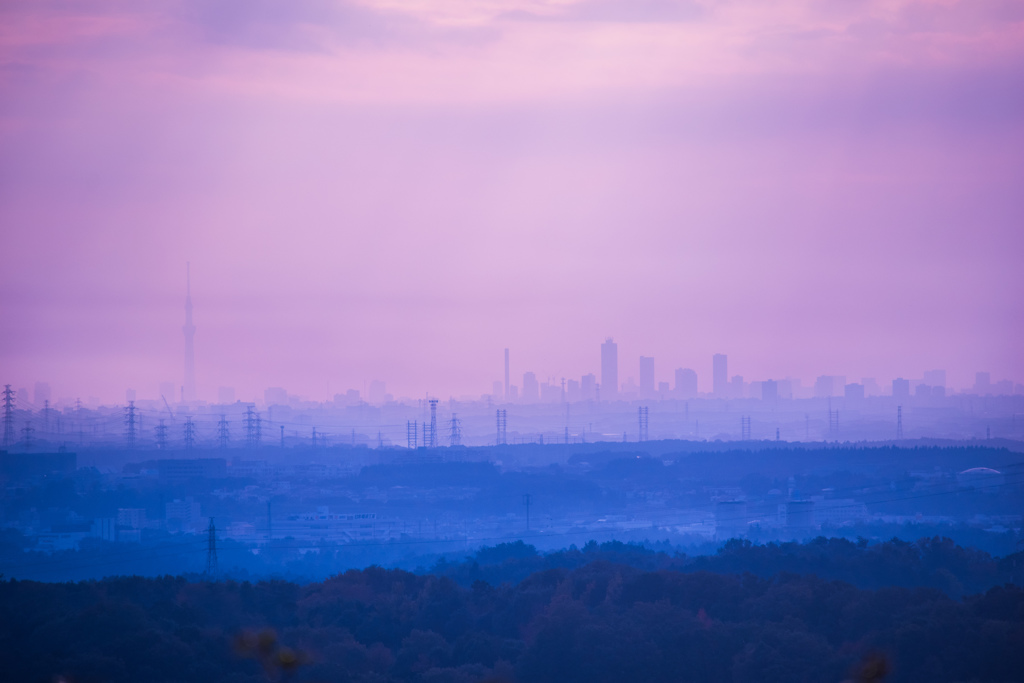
183,263 -> 197,402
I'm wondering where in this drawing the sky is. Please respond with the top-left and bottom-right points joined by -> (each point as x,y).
1,0 -> 1022,403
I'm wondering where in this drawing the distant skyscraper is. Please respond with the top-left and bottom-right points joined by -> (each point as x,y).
581,373 -> 596,400
923,369 -> 946,388
814,375 -> 834,398
639,356 -> 655,396
265,387 -> 287,406
504,348 -> 510,401
182,263 -> 197,402
712,354 -> 728,397
675,368 -> 698,398
762,379 -> 778,402
522,372 -> 539,402
892,377 -> 911,400
33,381 -> 52,408
601,339 -> 618,397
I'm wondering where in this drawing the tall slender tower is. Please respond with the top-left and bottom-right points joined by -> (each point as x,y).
504,348 -> 510,401
183,263 -> 197,402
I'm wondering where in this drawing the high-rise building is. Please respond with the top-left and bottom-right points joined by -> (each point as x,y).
923,369 -> 946,388
182,263 -> 197,402
639,356 -> 655,396
675,368 -> 698,398
892,378 -> 911,400
601,339 -> 618,398
33,381 -> 52,407
762,379 -> 778,402
522,372 -> 539,402
581,373 -> 596,400
264,387 -> 288,406
844,383 -> 865,400
713,354 -> 728,397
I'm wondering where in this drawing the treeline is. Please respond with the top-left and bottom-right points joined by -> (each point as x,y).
2,540 -> 1024,682
430,536 -> 1024,597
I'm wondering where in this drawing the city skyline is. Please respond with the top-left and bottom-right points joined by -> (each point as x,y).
2,1 -> 1022,402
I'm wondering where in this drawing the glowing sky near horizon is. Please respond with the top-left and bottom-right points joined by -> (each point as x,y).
1,0 -> 1023,403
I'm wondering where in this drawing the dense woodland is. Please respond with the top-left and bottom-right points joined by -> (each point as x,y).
3,537 -> 1023,683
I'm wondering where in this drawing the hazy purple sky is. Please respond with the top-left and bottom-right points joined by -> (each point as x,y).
1,0 -> 1022,402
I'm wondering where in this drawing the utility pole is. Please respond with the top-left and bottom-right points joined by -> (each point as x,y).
522,494 -> 532,531
205,518 -> 218,574
2,385 -> 15,448
184,416 -> 196,450
217,415 -> 229,449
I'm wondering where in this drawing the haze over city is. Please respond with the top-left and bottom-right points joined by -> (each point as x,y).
2,0 -> 1022,402
2,3 -> 1024,682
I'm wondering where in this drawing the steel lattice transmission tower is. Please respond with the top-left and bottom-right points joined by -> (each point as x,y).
124,400 -> 137,449
184,416 -> 196,450
496,409 -> 507,445
2,385 -> 15,448
205,518 -> 218,574
406,420 -> 418,449
217,415 -> 229,449
428,399 -> 438,448
244,406 -> 261,449
448,413 -> 462,447
155,419 -> 167,450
